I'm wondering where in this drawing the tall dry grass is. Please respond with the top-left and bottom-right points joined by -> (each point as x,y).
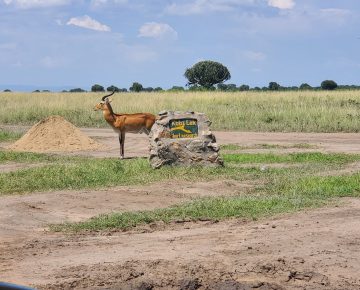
0,90 -> 359,132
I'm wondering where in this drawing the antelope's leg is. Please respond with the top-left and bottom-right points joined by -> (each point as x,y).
120,131 -> 125,159
118,134 -> 123,159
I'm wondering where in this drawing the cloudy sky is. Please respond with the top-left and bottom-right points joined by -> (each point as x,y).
0,0 -> 359,90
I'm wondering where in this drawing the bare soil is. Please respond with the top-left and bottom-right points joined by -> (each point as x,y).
1,128 -> 360,289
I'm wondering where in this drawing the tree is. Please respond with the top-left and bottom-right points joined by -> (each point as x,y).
91,84 -> 105,92
169,86 -> 185,91
217,84 -> 228,91
69,88 -> 86,92
321,80 -> 337,90
3,89 -> 11,92
107,85 -> 120,92
268,82 -> 280,91
239,84 -> 250,91
154,87 -> 163,92
143,87 -> 154,92
184,60 -> 231,89
299,83 -> 312,90
129,82 -> 143,92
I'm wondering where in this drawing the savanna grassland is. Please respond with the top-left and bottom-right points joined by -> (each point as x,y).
1,90 -> 360,132
1,90 -> 360,288
1,90 -> 359,229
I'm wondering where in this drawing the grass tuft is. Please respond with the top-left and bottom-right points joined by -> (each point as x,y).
0,129 -> 22,142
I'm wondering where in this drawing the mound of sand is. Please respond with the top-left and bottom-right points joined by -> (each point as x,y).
7,115 -> 104,153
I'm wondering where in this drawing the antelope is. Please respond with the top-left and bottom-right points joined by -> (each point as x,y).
94,91 -> 156,159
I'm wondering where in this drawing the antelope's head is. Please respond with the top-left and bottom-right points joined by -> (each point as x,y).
93,91 -> 115,111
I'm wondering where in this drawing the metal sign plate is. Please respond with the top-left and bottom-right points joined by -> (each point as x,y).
169,118 -> 198,139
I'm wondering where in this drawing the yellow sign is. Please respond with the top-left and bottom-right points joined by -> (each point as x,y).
169,118 -> 198,139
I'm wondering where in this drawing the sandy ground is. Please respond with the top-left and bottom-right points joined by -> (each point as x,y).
1,128 -> 360,289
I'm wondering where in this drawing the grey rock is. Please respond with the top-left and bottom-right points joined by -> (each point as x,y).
149,111 -> 223,168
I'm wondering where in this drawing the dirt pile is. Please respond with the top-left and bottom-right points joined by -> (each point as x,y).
7,115 -> 104,153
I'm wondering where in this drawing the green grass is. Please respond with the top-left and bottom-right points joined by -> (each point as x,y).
1,152 -> 359,196
1,90 -> 360,132
52,195 -> 323,232
53,171 -> 360,232
0,151 -> 61,164
221,143 -> 318,151
223,152 -> 359,164
2,150 -> 359,232
0,156 -> 258,195
0,129 -> 22,142
276,173 -> 360,198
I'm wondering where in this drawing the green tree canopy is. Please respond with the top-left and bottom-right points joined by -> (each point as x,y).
143,87 -> 154,92
69,88 -> 86,92
107,85 -> 120,92
268,82 -> 280,91
299,83 -> 312,90
91,84 -> 105,92
184,60 -> 231,89
321,80 -> 338,90
169,86 -> 185,91
239,84 -> 250,91
129,82 -> 143,92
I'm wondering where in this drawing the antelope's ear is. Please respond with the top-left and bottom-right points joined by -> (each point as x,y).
108,97 -> 113,103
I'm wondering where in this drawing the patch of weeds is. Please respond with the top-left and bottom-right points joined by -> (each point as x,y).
51,152 -> 360,232
0,130 -> 23,142
2,152 -> 359,198
0,156 -> 260,195
0,150 -> 69,164
223,152 -> 359,165
221,143 -> 318,151
52,194 -> 324,232
53,171 -> 360,232
221,144 -> 243,151
274,173 -> 360,199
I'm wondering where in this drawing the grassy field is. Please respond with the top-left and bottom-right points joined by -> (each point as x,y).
1,90 -> 360,132
1,149 -> 359,231
45,151 -> 359,232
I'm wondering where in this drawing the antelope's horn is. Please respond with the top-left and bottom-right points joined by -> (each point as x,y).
102,90 -> 116,101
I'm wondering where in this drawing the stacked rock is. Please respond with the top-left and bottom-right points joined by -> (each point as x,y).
149,111 -> 223,169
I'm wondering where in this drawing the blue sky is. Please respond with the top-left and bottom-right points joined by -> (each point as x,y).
0,0 -> 359,91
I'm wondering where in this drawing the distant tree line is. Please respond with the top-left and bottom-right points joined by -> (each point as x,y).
4,60 -> 360,93
74,80 -> 356,93
17,80 -> 360,93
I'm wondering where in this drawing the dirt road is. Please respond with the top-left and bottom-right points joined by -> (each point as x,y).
1,129 -> 360,289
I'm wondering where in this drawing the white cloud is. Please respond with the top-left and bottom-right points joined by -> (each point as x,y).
40,56 -> 63,68
3,0 -> 70,8
320,8 -> 351,18
165,0 -> 255,15
90,0 -> 127,8
318,8 -> 351,26
268,0 -> 295,10
67,15 -> 111,32
242,50 -> 266,61
138,22 -> 178,39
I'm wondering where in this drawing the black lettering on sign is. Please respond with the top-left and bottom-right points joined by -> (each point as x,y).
169,118 -> 198,139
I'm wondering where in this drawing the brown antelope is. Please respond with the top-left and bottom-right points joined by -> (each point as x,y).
94,91 -> 156,159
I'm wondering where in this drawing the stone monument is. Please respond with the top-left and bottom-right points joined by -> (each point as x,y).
149,111 -> 223,169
